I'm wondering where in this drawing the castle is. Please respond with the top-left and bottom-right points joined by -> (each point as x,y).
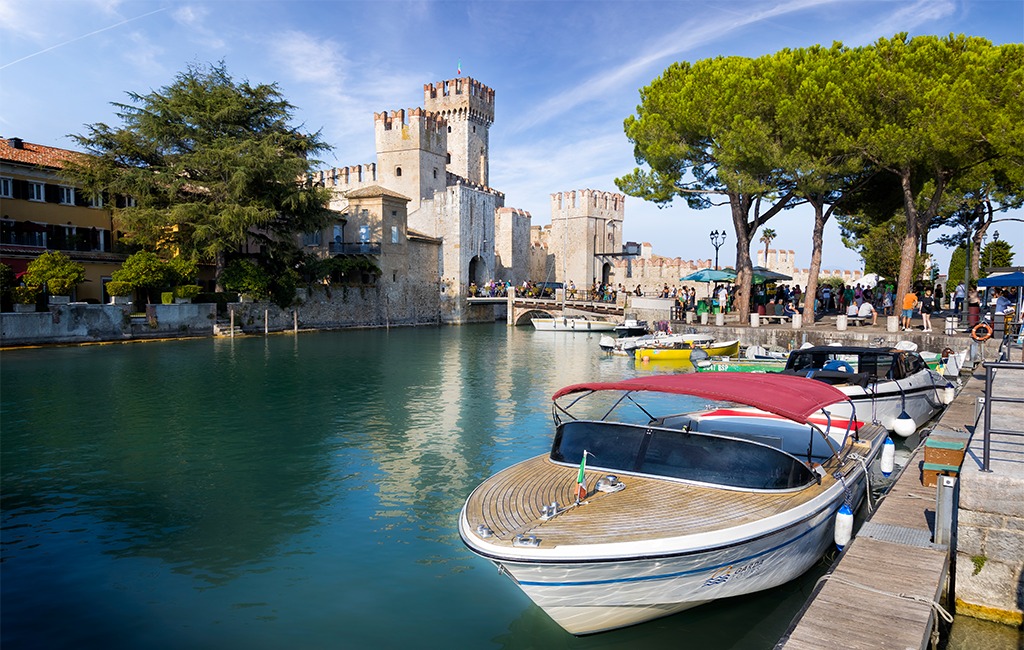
303,76 -> 857,323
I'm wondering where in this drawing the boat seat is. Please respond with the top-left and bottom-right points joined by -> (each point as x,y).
778,368 -> 871,388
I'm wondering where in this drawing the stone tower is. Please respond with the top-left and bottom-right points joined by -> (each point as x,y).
549,190 -> 625,289
374,108 -> 448,214
424,77 -> 494,186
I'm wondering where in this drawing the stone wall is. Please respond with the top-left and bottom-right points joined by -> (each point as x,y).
0,302 -> 216,346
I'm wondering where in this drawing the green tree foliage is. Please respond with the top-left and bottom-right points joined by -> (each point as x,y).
980,239 -> 1014,275
858,218 -> 927,281
24,251 -> 87,295
759,228 -> 776,266
220,259 -> 271,300
166,257 -> 198,287
112,251 -> 170,302
947,246 -> 968,290
616,55 -> 794,320
64,61 -> 335,287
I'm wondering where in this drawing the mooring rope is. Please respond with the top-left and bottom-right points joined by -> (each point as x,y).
847,453 -> 874,511
814,573 -> 953,648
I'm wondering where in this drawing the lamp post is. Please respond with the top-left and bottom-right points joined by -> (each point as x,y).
988,231 -> 999,270
710,230 -> 727,270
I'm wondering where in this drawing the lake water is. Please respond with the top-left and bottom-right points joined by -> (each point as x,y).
2,324 -> 841,650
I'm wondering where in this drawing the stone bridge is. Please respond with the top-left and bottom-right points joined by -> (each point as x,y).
465,295 -> 624,326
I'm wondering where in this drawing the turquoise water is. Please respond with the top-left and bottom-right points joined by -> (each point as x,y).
2,324 -> 835,649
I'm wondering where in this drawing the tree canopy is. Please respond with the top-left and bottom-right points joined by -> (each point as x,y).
63,61 -> 335,287
618,34 -> 1022,316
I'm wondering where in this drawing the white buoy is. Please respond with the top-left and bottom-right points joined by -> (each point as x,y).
941,382 -> 956,405
880,437 -> 895,477
893,411 -> 917,437
834,504 -> 854,550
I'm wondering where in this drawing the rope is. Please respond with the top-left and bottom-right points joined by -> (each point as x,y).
847,453 -> 874,511
814,573 -> 953,648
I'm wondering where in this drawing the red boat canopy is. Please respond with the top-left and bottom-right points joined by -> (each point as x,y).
552,372 -> 849,425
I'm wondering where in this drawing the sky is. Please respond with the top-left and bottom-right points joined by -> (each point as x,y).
2,0 -> 1021,277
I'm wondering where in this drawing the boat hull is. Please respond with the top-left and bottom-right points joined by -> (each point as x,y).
465,482 -> 860,635
533,318 -> 616,332
824,373 -> 946,435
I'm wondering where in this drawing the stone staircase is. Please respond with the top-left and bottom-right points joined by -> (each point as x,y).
213,321 -> 244,337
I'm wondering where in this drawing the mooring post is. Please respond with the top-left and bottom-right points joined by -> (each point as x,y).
293,310 -> 298,334
230,310 -> 234,338
265,309 -> 268,336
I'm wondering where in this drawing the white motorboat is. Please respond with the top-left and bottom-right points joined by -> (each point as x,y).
598,332 -> 715,355
532,317 -> 616,332
613,318 -> 649,338
459,373 -> 886,635
777,346 -> 955,436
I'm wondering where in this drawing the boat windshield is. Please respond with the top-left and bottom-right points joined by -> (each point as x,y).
551,420 -> 816,490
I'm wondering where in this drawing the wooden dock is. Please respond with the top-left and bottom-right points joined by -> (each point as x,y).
776,374 -> 989,650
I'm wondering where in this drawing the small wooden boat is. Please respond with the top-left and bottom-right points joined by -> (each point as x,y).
532,317 -> 616,332
634,339 -> 740,361
600,332 -> 715,356
459,373 -> 886,635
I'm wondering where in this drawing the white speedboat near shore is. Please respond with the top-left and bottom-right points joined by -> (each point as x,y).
598,332 -> 715,355
459,373 -> 886,635
777,346 -> 954,436
532,317 -> 616,332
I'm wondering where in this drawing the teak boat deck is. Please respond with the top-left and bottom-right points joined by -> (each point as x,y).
465,425 -> 885,549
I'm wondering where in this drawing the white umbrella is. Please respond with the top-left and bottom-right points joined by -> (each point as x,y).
859,273 -> 884,288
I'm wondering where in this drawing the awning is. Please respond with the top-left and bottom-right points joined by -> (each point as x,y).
978,271 -> 1024,287
14,221 -> 49,233
552,372 -> 848,425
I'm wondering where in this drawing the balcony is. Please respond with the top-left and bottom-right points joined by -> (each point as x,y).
329,242 -> 381,256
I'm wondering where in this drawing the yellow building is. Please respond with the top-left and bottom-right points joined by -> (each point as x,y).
1,137 -> 127,303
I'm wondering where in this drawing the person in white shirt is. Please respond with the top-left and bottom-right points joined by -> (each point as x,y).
846,303 -> 859,317
858,300 -> 877,325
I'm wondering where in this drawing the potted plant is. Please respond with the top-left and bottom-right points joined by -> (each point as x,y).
24,251 -> 86,304
174,285 -> 201,303
11,286 -> 39,312
106,281 -> 134,305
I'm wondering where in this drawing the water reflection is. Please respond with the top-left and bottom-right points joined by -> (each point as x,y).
2,325 -> 837,650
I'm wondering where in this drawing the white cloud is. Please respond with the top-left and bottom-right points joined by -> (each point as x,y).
170,4 -> 225,50
510,0 -> 846,132
849,0 -> 959,45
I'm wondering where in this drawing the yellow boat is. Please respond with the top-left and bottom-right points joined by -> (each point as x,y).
634,339 -> 740,361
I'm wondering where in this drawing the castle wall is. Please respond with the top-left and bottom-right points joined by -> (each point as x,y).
494,207 -> 531,285
548,189 -> 625,289
374,108 -> 448,213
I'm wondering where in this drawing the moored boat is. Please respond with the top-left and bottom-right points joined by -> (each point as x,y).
634,339 -> 740,361
459,373 -> 886,635
532,317 -> 616,332
599,332 -> 715,356
777,346 -> 954,436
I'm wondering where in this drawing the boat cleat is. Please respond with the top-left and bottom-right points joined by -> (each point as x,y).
596,475 -> 626,493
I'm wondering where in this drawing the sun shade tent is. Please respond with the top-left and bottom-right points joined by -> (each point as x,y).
552,372 -> 849,426
679,269 -> 736,283
978,271 -> 1024,287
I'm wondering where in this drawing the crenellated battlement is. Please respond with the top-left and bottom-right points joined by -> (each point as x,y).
424,77 -> 495,124
446,171 -> 504,199
550,189 -> 626,217
374,107 -> 447,133
374,107 -> 448,157
312,164 -> 378,188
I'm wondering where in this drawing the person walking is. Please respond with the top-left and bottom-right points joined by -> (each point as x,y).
934,284 -> 944,315
954,281 -> 966,313
920,289 -> 934,332
902,287 -> 919,331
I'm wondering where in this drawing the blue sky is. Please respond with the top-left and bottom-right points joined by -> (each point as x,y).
2,0 -> 1021,276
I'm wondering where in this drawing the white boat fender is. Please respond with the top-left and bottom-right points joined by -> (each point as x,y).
941,382 -> 956,405
893,411 -> 917,437
880,437 -> 895,477
834,504 -> 854,551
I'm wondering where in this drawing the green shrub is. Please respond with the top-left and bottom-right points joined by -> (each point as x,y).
11,286 -> 39,304
106,281 -> 134,297
25,251 -> 86,294
0,263 -> 15,292
220,259 -> 271,300
175,285 -> 201,299
112,251 -> 168,289
166,258 -> 198,286
161,292 -> 174,304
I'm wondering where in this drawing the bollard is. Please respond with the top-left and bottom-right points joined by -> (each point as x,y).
791,313 -> 802,329
715,312 -> 724,327
836,314 -> 847,331
686,311 -> 695,324
700,312 -> 709,325
934,475 -> 959,547
887,315 -> 899,333
750,313 -> 760,328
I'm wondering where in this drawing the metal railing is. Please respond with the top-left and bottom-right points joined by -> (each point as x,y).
981,360 -> 1024,472
328,242 -> 380,255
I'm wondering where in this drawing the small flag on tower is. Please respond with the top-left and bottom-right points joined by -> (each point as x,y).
575,451 -> 591,501
457,59 -> 462,75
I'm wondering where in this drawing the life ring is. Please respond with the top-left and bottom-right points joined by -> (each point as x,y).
971,322 -> 993,342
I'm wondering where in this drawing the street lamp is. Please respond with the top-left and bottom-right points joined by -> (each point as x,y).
710,230 -> 727,270
989,231 -> 999,270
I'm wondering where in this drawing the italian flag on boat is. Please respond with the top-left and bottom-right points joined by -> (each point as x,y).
576,451 -> 590,501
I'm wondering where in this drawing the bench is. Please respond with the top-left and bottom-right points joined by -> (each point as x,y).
832,315 -> 869,327
760,314 -> 790,324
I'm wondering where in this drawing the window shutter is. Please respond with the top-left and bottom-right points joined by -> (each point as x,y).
13,180 -> 27,200
74,189 -> 88,207
45,183 -> 59,203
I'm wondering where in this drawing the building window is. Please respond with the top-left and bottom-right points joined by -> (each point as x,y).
392,225 -> 399,243
433,168 -> 437,179
0,177 -> 11,198
90,194 -> 103,208
473,126 -> 476,133
395,167 -> 402,177
447,126 -> 451,133
59,186 -> 74,205
126,196 -> 137,207
28,182 -> 44,201
302,231 -> 322,246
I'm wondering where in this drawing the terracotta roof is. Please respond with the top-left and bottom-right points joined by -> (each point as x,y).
344,185 -> 411,201
0,138 -> 85,169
